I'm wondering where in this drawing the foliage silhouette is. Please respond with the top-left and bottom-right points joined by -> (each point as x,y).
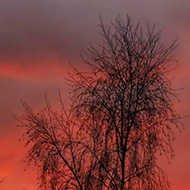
16,15 -> 182,190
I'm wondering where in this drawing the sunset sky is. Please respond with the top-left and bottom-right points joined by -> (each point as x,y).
0,0 -> 190,189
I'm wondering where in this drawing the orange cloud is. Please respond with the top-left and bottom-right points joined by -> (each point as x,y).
0,59 -> 70,81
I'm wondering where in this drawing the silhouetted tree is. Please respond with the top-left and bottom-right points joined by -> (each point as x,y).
16,15 -> 182,190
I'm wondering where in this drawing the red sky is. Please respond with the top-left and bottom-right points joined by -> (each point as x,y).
0,0 -> 190,189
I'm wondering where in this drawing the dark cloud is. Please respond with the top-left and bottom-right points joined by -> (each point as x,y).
0,0 -> 106,63
2,0 -> 188,65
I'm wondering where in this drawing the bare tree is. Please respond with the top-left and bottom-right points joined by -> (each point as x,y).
16,15 -> 182,190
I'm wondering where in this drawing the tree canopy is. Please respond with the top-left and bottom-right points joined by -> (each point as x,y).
16,15 -> 182,190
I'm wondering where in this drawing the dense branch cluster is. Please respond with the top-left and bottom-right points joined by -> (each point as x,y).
17,16 -> 181,190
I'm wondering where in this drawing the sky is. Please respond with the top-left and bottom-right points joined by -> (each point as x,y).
0,0 -> 189,189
